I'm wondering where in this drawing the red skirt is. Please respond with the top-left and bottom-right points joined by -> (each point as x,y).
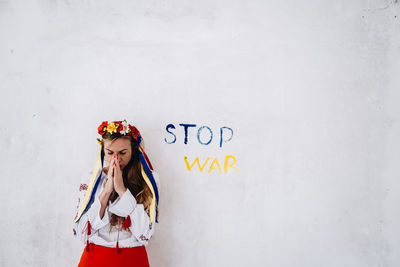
78,243 -> 150,267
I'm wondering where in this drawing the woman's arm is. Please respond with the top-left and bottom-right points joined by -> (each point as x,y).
107,171 -> 160,245
98,189 -> 112,219
108,189 -> 155,245
73,172 -> 111,244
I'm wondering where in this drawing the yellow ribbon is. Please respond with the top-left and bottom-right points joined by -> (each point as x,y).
73,145 -> 102,225
140,162 -> 156,223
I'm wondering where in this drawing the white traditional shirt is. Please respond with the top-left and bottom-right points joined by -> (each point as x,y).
73,169 -> 160,248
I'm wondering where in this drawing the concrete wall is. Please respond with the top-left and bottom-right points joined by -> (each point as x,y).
0,0 -> 399,266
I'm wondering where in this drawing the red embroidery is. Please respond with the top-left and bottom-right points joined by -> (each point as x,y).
139,234 -> 148,241
79,184 -> 88,191
149,223 -> 153,230
73,228 -> 77,235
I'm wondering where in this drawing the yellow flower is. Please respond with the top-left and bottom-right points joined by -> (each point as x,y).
107,123 -> 117,134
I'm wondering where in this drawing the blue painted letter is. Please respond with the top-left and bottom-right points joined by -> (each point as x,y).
164,124 -> 176,144
197,126 -> 213,145
220,126 -> 233,147
179,123 -> 197,144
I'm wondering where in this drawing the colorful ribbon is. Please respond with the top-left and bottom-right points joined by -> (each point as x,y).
74,146 -> 104,224
138,145 -> 159,223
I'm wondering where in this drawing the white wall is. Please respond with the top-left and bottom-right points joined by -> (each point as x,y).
0,0 -> 399,266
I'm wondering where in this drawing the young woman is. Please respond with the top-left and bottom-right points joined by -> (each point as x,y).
73,120 -> 160,267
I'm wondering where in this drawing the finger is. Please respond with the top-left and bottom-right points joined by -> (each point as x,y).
109,162 -> 115,177
108,157 -> 115,173
113,154 -> 118,166
115,160 -> 122,177
114,154 -> 118,166
115,158 -> 120,169
111,164 -> 115,178
110,155 -> 115,166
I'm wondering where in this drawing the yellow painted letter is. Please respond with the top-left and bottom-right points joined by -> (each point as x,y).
184,156 -> 210,172
208,158 -> 222,174
224,155 -> 240,173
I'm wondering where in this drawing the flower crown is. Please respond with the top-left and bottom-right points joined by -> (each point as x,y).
97,120 -> 141,145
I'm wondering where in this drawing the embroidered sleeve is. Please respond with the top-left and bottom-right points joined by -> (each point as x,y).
128,201 -> 156,245
108,188 -> 137,217
108,169 -> 160,217
107,189 -> 154,246
72,171 -> 110,244
121,171 -> 160,245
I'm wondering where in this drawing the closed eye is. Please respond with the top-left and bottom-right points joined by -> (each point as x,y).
107,152 -> 126,155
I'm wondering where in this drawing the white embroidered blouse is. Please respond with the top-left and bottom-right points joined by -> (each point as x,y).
72,169 -> 160,248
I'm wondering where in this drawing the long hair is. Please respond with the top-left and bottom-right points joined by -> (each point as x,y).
101,134 -> 153,233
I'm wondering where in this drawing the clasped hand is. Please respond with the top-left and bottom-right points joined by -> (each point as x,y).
105,153 -> 127,197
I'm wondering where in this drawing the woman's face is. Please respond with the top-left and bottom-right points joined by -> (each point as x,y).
103,138 -> 132,170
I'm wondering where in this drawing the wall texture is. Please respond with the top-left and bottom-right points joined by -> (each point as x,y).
0,0 -> 399,266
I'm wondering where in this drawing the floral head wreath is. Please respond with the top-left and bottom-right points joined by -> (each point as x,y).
73,119 -> 159,227
96,120 -> 142,146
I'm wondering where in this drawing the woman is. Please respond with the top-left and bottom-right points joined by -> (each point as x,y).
73,120 -> 160,267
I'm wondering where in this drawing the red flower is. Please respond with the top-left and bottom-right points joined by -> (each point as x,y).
127,125 -> 136,136
115,121 -> 123,132
98,121 -> 108,135
128,126 -> 139,137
